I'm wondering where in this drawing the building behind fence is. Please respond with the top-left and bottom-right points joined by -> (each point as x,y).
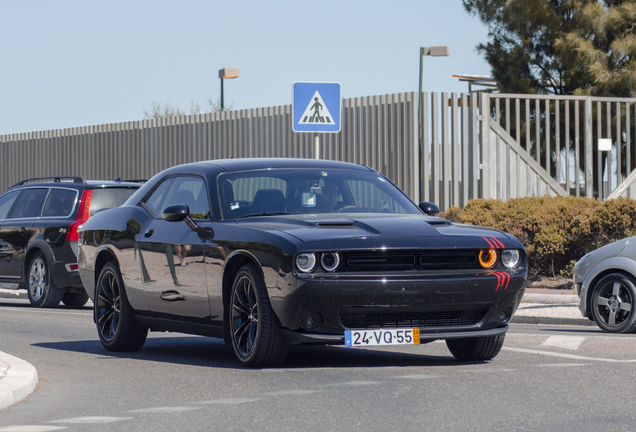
2,91 -> 636,210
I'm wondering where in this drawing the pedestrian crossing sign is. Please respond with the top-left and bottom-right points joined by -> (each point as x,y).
292,82 -> 341,133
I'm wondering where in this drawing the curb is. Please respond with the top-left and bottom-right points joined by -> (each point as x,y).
522,293 -> 579,305
511,316 -> 595,326
0,289 -> 27,300
0,351 -> 38,411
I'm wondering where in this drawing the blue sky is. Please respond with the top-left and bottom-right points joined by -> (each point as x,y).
0,0 -> 491,135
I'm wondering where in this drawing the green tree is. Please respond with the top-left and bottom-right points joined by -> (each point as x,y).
556,0 -> 636,97
463,0 -> 635,96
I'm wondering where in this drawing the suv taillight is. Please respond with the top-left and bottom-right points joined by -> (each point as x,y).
67,189 -> 93,241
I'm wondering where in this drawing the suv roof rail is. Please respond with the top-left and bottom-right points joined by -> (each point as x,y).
13,176 -> 86,187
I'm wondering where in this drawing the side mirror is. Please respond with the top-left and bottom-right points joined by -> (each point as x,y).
162,204 -> 189,222
418,201 -> 440,216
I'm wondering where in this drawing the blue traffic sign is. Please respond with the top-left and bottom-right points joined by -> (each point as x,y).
292,82 -> 341,133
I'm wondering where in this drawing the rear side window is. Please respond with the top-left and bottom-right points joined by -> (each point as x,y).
41,188 -> 78,217
10,188 -> 48,219
0,190 -> 22,220
90,188 -> 137,215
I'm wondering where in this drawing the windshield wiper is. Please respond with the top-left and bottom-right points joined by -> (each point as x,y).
235,212 -> 295,219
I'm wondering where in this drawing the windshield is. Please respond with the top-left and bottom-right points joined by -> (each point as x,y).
217,168 -> 420,219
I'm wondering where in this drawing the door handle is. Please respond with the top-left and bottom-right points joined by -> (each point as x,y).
19,227 -> 28,236
160,291 -> 185,302
144,229 -> 154,238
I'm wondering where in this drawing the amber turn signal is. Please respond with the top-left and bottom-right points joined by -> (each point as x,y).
479,249 -> 497,268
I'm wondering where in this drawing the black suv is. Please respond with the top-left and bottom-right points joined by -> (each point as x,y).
0,176 -> 141,307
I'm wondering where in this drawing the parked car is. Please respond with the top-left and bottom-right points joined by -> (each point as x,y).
574,238 -> 636,333
77,158 -> 528,367
0,176 -> 142,308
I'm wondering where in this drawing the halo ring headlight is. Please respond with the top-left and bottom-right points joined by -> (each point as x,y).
501,249 -> 520,268
296,253 -> 317,273
479,249 -> 497,268
320,252 -> 341,272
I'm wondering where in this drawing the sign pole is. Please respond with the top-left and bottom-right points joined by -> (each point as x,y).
314,133 -> 320,159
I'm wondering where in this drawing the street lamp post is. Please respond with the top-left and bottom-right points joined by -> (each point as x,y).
418,46 -> 450,201
219,68 -> 240,111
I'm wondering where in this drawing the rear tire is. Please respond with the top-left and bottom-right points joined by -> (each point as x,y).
62,292 -> 90,307
229,263 -> 288,367
446,334 -> 505,361
27,252 -> 63,308
95,262 -> 147,351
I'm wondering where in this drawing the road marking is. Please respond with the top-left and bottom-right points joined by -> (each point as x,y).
267,390 -> 319,396
533,363 -> 590,368
49,416 -> 131,424
0,427 -> 67,432
458,368 -> 516,374
503,347 -> 636,362
126,407 -> 200,414
197,398 -> 264,405
541,335 -> 585,350
393,374 -> 446,380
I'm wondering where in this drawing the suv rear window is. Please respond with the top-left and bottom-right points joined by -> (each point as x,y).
90,188 -> 137,215
42,188 -> 78,217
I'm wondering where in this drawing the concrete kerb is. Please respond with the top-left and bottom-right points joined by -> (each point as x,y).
0,351 -> 38,411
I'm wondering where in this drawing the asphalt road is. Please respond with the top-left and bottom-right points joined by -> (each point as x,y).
1,297 -> 635,432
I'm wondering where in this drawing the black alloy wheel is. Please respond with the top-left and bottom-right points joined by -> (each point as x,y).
591,273 -> 636,333
27,251 -> 63,308
446,334 -> 506,361
95,262 -> 148,351
229,263 -> 288,367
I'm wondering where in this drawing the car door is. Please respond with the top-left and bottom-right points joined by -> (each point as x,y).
138,175 -> 212,321
0,189 -> 24,280
0,188 -> 47,279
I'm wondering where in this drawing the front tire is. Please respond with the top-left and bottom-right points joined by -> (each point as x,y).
446,334 -> 505,361
229,263 -> 288,367
95,262 -> 148,351
27,252 -> 63,308
590,273 -> 636,333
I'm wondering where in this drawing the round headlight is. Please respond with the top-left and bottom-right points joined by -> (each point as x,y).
296,253 -> 317,273
501,249 -> 520,268
320,252 -> 341,272
479,249 -> 497,268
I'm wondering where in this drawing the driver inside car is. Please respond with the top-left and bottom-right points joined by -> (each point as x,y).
315,182 -> 341,213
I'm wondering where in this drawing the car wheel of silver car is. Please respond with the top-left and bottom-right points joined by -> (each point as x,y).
27,251 -> 63,308
591,273 -> 636,333
62,292 -> 90,307
95,262 -> 148,351
230,263 -> 289,367
446,334 -> 506,361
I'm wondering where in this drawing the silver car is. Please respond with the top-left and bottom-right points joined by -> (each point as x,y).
574,238 -> 636,333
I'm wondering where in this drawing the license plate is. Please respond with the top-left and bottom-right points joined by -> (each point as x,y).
344,328 -> 420,347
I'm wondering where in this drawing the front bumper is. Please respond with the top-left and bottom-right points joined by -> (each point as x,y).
271,270 -> 526,343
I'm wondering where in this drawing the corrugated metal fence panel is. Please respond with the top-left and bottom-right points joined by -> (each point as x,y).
0,92 -> 422,204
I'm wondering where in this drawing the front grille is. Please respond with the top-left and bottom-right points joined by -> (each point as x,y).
340,307 -> 488,329
340,250 -> 480,272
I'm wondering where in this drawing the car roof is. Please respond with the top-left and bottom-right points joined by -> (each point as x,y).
195,158 -> 376,173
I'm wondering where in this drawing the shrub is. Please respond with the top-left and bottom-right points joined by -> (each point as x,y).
439,196 -> 636,279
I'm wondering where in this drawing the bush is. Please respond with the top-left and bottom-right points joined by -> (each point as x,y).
439,196 -> 636,279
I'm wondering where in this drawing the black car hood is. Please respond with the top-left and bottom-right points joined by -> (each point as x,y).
235,214 -> 508,244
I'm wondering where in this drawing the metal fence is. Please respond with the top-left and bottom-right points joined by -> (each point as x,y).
3,91 -> 636,211
0,93 -> 419,200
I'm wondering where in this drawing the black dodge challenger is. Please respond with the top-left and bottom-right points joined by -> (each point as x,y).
78,158 -> 527,367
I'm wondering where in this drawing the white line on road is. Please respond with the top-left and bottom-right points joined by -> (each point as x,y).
503,347 -> 636,362
49,416 -> 132,424
541,335 -> 586,350
0,426 -> 67,432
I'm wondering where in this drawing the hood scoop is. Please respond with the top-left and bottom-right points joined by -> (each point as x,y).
427,219 -> 451,227
317,221 -> 356,229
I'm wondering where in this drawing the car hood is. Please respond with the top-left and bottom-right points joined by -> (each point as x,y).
235,214 -> 510,245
